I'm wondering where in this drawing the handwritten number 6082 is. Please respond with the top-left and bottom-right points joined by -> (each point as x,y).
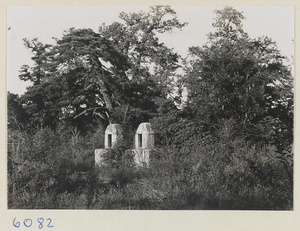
13,217 -> 54,228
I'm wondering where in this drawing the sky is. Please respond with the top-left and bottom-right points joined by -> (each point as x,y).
7,5 -> 294,95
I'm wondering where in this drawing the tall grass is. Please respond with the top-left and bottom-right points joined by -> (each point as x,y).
7,121 -> 293,210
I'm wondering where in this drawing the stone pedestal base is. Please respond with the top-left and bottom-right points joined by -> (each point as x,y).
95,149 -> 107,166
132,149 -> 152,167
95,148 -> 156,168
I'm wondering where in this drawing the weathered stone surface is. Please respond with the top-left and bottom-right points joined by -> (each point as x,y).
95,122 -> 156,168
133,149 -> 151,167
132,122 -> 155,167
104,124 -> 123,148
134,122 -> 154,149
95,124 -> 123,166
95,149 -> 107,166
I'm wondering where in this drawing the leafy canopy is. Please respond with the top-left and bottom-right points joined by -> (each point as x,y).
17,6 -> 186,131
182,7 -> 293,150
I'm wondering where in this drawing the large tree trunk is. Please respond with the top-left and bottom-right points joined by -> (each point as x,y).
92,55 -> 114,112
98,77 -> 113,111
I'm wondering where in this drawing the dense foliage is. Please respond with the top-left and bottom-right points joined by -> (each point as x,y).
8,6 -> 293,210
183,7 -> 293,151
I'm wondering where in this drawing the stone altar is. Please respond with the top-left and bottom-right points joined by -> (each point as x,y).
132,122 -> 155,167
95,123 -> 123,166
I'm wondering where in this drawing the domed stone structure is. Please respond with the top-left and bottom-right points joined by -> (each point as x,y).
95,122 -> 155,167
133,122 -> 155,167
134,122 -> 154,149
104,124 -> 123,148
95,124 -> 123,166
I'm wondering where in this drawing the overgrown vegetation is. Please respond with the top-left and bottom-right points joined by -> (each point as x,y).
7,6 -> 293,210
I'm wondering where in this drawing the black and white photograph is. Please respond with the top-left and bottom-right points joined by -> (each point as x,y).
5,4 -> 294,212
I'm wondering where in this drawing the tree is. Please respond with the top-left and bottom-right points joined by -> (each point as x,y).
183,7 -> 293,151
18,6 -> 185,132
99,6 -> 185,92
98,6 -> 186,126
18,29 -> 130,130
7,92 -> 29,130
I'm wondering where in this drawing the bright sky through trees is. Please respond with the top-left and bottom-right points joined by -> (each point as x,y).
7,6 -> 294,95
